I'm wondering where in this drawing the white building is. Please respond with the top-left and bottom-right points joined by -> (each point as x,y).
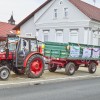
14,0 -> 100,45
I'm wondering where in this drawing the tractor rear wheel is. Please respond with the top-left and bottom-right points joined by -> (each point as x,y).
0,66 -> 10,80
48,64 -> 57,72
26,54 -> 45,78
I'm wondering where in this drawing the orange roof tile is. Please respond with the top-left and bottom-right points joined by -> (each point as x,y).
0,22 -> 16,38
69,0 -> 100,22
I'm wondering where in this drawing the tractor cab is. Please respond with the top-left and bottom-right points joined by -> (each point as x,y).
17,36 -> 39,56
6,34 -> 41,58
16,36 -> 41,69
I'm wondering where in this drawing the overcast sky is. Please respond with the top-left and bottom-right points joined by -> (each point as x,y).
0,0 -> 100,24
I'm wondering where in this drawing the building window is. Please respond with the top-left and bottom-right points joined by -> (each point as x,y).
56,30 -> 63,43
92,31 -> 98,45
44,34 -> 48,42
54,9 -> 57,19
43,31 -> 49,42
64,8 -> 68,18
98,30 -> 100,46
98,38 -> 100,46
36,29 -> 39,38
70,29 -> 78,43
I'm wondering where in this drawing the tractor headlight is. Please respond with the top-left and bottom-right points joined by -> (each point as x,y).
0,49 -> 5,52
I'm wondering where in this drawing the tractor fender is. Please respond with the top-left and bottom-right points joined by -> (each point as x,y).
23,52 -> 43,68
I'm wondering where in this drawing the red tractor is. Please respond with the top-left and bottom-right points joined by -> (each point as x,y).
0,34 -> 45,80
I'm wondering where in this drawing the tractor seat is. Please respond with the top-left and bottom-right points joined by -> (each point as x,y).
17,50 -> 29,65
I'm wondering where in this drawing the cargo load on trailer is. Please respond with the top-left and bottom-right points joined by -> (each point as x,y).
44,42 -> 100,60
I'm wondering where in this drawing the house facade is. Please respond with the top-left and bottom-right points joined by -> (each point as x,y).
14,0 -> 100,46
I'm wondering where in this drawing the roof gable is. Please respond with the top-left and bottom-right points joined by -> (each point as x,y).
13,0 -> 100,30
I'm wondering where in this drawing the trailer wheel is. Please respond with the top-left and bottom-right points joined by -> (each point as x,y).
26,54 -> 45,78
88,62 -> 97,74
75,66 -> 79,71
13,67 -> 25,75
0,66 -> 10,80
65,62 -> 75,75
48,64 -> 57,72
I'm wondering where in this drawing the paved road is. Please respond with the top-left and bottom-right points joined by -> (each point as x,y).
0,78 -> 100,100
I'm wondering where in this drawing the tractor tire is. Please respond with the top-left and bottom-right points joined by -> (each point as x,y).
88,62 -> 97,74
75,66 -> 79,71
13,67 -> 25,75
26,54 -> 45,78
65,62 -> 76,75
0,66 -> 10,80
48,64 -> 57,72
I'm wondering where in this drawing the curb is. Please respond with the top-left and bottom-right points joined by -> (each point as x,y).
0,75 -> 100,89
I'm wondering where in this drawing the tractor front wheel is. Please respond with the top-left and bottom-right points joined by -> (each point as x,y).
0,66 -> 10,80
26,54 -> 45,78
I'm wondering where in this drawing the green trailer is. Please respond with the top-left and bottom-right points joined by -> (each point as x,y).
43,42 -> 100,75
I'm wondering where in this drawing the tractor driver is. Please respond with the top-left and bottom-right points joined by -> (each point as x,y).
18,39 -> 28,57
23,40 -> 27,56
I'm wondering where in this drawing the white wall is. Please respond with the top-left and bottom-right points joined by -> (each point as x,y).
35,0 -> 90,43
19,0 -> 100,45
89,20 -> 100,45
20,17 -> 36,37
35,0 -> 90,25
